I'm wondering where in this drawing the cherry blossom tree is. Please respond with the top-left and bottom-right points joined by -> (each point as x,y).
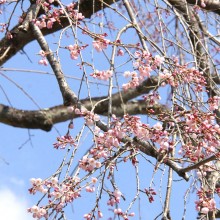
0,0 -> 220,219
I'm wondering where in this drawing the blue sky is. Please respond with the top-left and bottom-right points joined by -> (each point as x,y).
0,1 -> 202,219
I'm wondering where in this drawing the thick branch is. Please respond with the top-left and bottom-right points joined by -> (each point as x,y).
168,0 -> 220,15
187,0 -> 220,13
134,137 -> 189,181
0,72 -> 165,131
0,99 -> 169,131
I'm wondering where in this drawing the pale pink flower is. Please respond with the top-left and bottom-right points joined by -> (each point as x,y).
129,212 -> 135,217
67,44 -> 80,60
134,51 -> 141,57
39,208 -> 46,215
85,186 -> 95,193
75,108 -> 81,115
122,72 -> 140,90
30,205 -> 39,213
114,208 -> 122,214
117,49 -> 124,56
83,213 -> 91,219
201,207 -> 209,214
133,61 -> 140,68
72,10 -> 85,20
39,50 -> 46,57
91,70 -> 113,80
38,59 -> 48,66
113,189 -> 122,198
153,122 -> 163,130
93,37 -> 110,52
41,20 -> 46,28
51,177 -> 58,185
47,18 -> 56,29
67,106 -> 74,112
95,161 -> 101,168
139,65 -> 152,77
70,50 -> 79,60
154,55 -> 165,66
123,71 -> 132,78
98,211 -> 103,218
209,96 -> 220,110
201,1 -> 206,7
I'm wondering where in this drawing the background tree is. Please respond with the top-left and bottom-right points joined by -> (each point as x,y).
0,0 -> 220,219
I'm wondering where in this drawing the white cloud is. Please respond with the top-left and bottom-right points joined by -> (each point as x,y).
0,188 -> 33,220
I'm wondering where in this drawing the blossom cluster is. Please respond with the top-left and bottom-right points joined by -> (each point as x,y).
33,15 -> 56,29
195,189 -> 216,214
33,2 -> 84,30
28,176 -> 83,218
134,51 -> 165,74
106,190 -> 135,220
30,107 -> 220,218
208,96 -> 220,111
53,135 -> 76,149
91,69 -> 113,80
92,34 -> 110,52
27,205 -> 47,219
159,65 -> 206,90
79,155 -> 102,172
38,50 -> 48,66
122,52 -> 165,90
84,211 -> 103,219
113,209 -> 135,220
123,115 -> 171,151
66,44 -> 88,60
0,23 -> 6,33
143,91 -> 161,106
145,188 -> 157,203
178,110 -> 220,161
66,107 -> 100,126
122,71 -> 139,90
84,111 -> 100,126
134,52 -> 164,77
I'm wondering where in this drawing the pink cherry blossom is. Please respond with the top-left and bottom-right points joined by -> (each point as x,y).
122,72 -> 139,90
139,65 -> 152,77
154,55 -> 165,66
201,207 -> 209,214
47,18 -> 56,29
201,1 -> 206,7
117,49 -> 124,56
38,59 -> 48,66
93,36 -> 110,52
91,70 -> 113,80
53,135 -> 76,149
98,210 -> 103,218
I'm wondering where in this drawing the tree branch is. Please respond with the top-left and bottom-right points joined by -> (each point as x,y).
30,22 -> 78,106
0,99 -> 169,131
